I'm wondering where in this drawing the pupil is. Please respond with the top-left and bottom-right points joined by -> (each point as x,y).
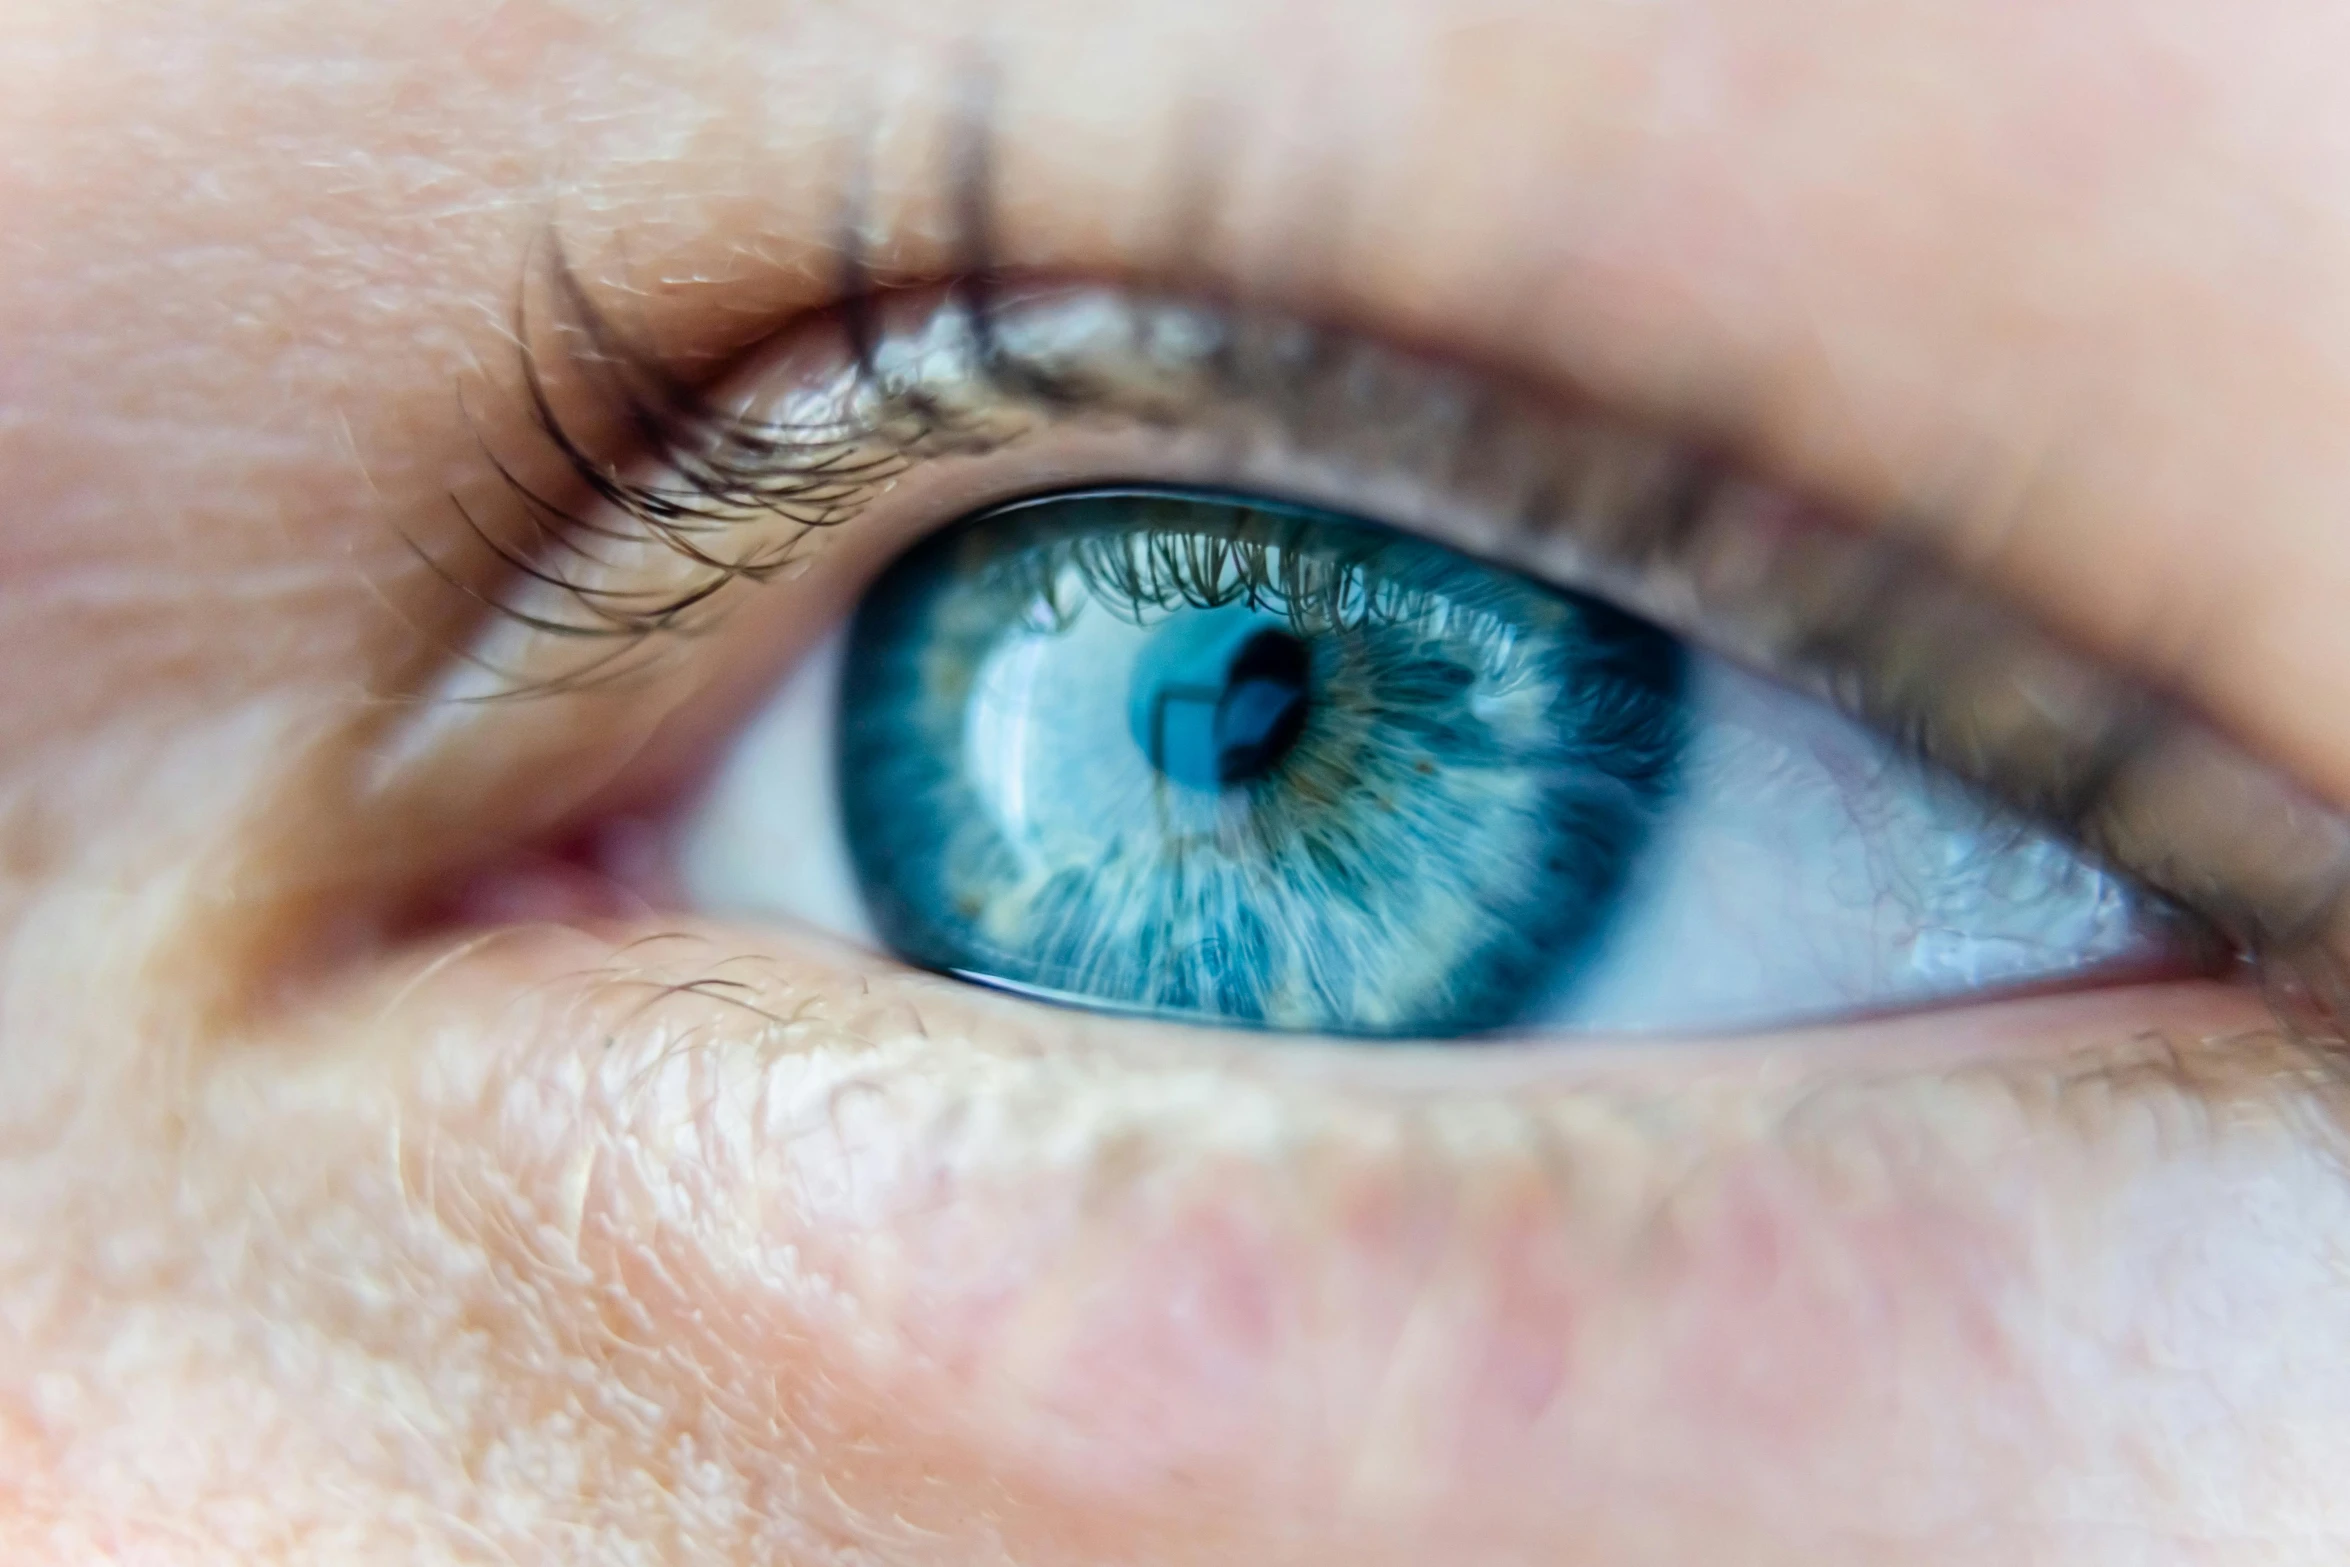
1213,629 -> 1310,783
1130,612 -> 1313,791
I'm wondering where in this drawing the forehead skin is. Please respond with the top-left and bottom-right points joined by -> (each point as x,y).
5,1 -> 2350,1565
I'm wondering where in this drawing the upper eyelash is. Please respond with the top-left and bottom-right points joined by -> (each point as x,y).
459,255 -> 927,638
440,88 -> 1046,666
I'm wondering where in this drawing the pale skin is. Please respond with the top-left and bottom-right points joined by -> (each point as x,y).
6,0 -> 2350,1562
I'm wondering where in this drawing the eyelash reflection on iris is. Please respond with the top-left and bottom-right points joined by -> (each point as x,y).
841,488 -> 1686,1036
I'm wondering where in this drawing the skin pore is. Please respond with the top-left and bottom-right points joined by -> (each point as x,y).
7,0 -> 2350,1562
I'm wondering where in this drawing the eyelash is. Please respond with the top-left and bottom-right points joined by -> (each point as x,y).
440,219 -> 2350,1048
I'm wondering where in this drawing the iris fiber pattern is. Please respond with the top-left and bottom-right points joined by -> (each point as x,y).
839,489 -> 1688,1036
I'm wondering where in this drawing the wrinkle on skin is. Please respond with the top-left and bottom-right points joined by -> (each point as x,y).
6,0 -> 2350,1563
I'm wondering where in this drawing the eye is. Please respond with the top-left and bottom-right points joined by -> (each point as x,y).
407,275 -> 2350,1046
676,480 -> 2190,1039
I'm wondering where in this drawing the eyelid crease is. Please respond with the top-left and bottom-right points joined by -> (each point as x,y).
435,252 -> 2350,1055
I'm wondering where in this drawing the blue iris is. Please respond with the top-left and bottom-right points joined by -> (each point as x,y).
838,488 -> 1688,1036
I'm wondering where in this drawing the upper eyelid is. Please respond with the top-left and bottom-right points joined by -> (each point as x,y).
444,249 -> 2350,1047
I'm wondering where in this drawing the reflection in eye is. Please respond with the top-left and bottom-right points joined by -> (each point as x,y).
679,486 -> 2185,1038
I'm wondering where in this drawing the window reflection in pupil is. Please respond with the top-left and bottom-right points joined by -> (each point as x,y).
1135,624 -> 1312,790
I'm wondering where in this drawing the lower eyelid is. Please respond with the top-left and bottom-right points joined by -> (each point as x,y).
363,916 -> 2316,1524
